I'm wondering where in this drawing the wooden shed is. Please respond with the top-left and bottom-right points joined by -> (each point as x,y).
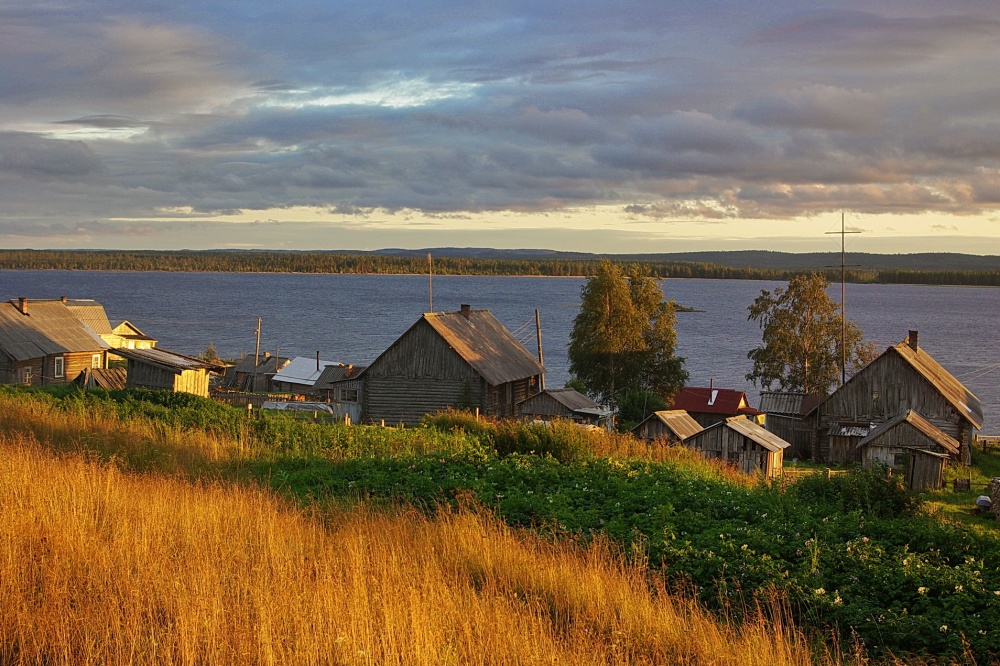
631,410 -> 703,444
856,409 -> 960,490
681,416 -> 789,478
517,388 -> 611,426
111,347 -> 223,397
668,386 -> 761,428
309,363 -> 366,423
271,356 -> 339,395
363,305 -> 545,426
0,298 -> 109,386
224,353 -> 290,392
758,391 -> 824,460
808,331 -> 983,465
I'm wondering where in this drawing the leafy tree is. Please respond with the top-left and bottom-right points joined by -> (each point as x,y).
615,388 -> 669,433
568,261 -> 687,415
746,273 -> 874,395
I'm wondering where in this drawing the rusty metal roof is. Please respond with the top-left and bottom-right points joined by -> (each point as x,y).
669,386 -> 749,415
892,340 -> 984,429
858,409 -> 961,457
111,347 -> 224,373
0,300 -> 108,361
423,309 -> 546,386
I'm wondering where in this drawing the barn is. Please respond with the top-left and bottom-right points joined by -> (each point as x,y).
808,331 -> 983,465
630,410 -> 703,444
681,416 -> 789,478
363,305 -> 545,426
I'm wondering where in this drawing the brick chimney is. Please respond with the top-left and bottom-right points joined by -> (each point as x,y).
460,304 -> 471,319
60,296 -> 68,303
908,330 -> 919,351
17,297 -> 27,314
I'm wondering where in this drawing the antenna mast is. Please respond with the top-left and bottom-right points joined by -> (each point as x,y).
826,212 -> 861,386
254,316 -> 262,367
428,253 -> 433,313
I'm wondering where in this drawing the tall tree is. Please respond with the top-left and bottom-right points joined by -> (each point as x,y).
568,261 -> 687,414
746,273 -> 874,395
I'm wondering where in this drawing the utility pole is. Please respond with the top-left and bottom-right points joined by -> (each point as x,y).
826,212 -> 861,386
254,316 -> 262,367
535,309 -> 545,390
428,253 -> 433,313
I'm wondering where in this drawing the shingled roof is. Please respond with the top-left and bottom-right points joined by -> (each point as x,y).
0,299 -> 108,361
421,308 -> 546,386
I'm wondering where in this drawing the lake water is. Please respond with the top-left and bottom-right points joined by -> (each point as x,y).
3,270 -> 999,431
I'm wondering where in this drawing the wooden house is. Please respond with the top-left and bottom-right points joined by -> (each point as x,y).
808,331 -> 983,465
110,321 -> 157,349
363,305 -> 545,426
631,409 -> 703,443
681,416 -> 789,478
111,347 -> 224,397
856,409 -> 960,491
224,353 -> 291,392
271,356 -> 339,394
759,391 -> 824,460
0,298 -> 109,386
517,388 -> 612,427
668,385 -> 761,428
310,363 -> 366,423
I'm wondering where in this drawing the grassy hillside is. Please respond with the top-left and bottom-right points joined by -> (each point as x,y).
3,386 -> 999,663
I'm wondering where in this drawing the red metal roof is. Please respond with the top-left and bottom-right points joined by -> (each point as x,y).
668,386 -> 749,415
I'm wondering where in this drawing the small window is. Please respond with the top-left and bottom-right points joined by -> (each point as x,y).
91,354 -> 102,369
339,388 -> 359,403
21,367 -> 32,385
53,357 -> 65,378
893,452 -> 908,467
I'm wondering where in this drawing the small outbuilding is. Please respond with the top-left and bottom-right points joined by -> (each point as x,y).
224,353 -> 291,392
681,416 -> 790,478
758,391 -> 824,460
856,409 -> 960,491
309,363 -> 366,423
111,347 -> 224,398
630,410 -> 703,444
517,388 -> 612,427
271,356 -> 339,394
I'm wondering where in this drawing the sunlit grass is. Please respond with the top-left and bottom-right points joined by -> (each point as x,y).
0,433 -> 860,666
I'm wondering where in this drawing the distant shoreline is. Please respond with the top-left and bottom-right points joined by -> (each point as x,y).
2,248 -> 1000,287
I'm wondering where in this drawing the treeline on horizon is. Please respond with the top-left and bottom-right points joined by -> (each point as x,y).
2,249 -> 999,286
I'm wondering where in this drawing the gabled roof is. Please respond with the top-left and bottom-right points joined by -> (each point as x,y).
272,356 -> 339,386
685,416 -> 790,452
632,409 -> 703,440
669,386 -> 750,415
420,309 -> 546,386
312,363 -> 366,390
806,334 -> 983,430
759,391 -> 824,418
63,299 -> 114,335
0,300 -> 108,361
229,354 -> 290,375
891,339 -> 983,429
112,320 -> 156,341
111,347 -> 224,373
518,388 -> 612,417
858,409 -> 961,457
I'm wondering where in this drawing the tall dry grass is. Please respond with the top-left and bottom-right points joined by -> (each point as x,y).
0,431 -> 868,666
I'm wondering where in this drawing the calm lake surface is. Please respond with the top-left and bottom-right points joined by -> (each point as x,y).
4,270 -> 999,431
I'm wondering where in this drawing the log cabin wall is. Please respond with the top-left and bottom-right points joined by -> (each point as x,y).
816,352 -> 966,462
364,320 -> 487,426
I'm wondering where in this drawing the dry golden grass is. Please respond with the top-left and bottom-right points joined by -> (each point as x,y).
0,428 -> 868,666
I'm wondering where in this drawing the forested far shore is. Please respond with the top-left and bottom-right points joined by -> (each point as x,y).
3,249 -> 1000,286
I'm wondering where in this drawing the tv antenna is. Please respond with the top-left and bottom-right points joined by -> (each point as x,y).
826,211 -> 861,386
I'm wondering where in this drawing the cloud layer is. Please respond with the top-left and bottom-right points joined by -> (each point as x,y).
2,1 -> 1000,249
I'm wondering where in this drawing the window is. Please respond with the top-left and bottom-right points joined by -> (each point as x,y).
92,354 -> 102,369
339,388 -> 359,403
893,452 -> 908,468
20,367 -> 32,385
53,357 -> 65,378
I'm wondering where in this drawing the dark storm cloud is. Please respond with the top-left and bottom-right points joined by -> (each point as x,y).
2,0 -> 1000,246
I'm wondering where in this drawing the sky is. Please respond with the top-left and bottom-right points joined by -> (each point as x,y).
2,1 -> 1000,254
